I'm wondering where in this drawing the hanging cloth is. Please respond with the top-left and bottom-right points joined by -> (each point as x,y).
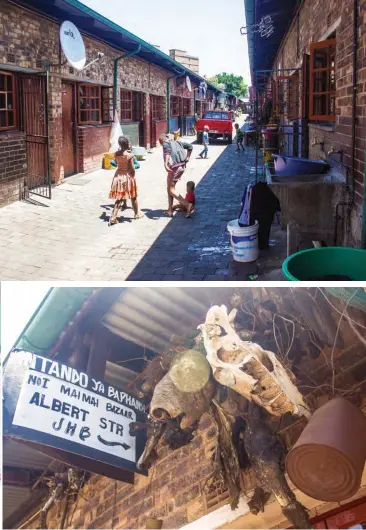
109,109 -> 123,154
238,183 -> 254,226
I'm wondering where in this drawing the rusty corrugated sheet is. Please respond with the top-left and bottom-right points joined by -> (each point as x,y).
102,287 -> 234,353
3,438 -> 52,470
3,485 -> 31,523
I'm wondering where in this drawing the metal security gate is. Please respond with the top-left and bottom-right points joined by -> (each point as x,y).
20,73 -> 51,199
253,64 -> 306,181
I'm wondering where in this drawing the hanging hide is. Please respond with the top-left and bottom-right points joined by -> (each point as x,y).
207,401 -> 242,510
136,422 -> 166,471
243,403 -> 312,529
199,305 -> 310,418
247,487 -> 272,515
162,415 -> 198,449
131,353 -> 172,399
149,371 -> 216,429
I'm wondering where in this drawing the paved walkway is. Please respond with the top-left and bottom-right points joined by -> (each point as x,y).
0,127 -> 286,281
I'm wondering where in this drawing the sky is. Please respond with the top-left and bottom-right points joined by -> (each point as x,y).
1,283 -> 50,360
80,0 -> 250,83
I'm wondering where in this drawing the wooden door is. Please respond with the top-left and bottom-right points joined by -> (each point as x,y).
62,82 -> 76,177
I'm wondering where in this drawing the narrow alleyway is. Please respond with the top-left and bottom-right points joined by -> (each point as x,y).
0,135 -> 286,281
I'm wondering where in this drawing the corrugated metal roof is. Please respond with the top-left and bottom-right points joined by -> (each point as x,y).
3,438 -> 53,470
102,287 -> 234,353
3,485 -> 31,523
244,0 -> 299,77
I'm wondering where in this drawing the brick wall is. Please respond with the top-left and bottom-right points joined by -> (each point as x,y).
49,76 -> 64,185
0,131 -> 26,206
273,0 -> 366,246
77,125 -> 111,174
22,414 -> 224,530
1,0 -> 190,194
0,1 -> 170,94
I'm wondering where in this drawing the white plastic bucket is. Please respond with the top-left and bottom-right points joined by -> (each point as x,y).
227,220 -> 259,262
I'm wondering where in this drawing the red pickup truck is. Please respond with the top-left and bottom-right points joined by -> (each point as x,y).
196,111 -> 233,144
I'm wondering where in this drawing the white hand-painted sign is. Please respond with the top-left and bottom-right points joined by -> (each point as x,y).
3,351 -> 147,478
12,369 -> 136,462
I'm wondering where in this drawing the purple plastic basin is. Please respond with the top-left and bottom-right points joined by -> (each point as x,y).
272,155 -> 329,176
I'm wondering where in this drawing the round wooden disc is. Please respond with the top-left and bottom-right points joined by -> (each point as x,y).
286,443 -> 360,502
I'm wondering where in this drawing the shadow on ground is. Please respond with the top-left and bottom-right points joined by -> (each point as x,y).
127,143 -> 287,281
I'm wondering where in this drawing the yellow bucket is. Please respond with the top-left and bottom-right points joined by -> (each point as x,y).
103,153 -> 115,170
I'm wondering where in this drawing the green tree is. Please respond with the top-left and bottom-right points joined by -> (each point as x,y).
208,73 -> 248,98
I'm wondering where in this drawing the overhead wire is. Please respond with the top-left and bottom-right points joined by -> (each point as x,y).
329,288 -> 360,396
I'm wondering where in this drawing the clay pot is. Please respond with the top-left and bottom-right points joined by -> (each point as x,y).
286,397 -> 366,502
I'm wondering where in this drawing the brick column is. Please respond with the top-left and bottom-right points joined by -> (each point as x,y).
48,76 -> 63,185
144,92 -> 151,149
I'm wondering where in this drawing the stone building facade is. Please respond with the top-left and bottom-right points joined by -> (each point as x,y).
0,0 -> 215,206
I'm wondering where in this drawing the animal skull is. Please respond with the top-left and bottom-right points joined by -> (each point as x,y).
199,305 -> 310,418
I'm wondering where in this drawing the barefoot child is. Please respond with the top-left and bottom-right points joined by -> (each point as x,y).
119,142 -> 141,210
108,136 -> 144,225
173,181 -> 196,217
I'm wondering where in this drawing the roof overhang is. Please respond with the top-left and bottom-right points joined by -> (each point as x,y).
244,0 -> 299,81
10,0 -> 222,93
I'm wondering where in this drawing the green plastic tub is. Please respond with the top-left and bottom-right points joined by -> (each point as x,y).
282,247 -> 366,281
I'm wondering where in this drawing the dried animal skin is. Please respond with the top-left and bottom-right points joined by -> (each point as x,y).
199,305 -> 310,418
209,401 -> 242,509
149,371 -> 215,429
244,403 -> 312,529
137,422 -> 166,471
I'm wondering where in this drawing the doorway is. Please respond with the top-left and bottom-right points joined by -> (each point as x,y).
61,82 -> 76,177
20,74 -> 51,198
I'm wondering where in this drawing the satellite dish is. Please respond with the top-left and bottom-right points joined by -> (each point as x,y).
60,21 -> 86,71
186,76 -> 192,92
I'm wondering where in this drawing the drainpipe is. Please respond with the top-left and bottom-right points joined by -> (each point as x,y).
362,148 -> 366,248
350,0 -> 358,209
166,69 -> 185,133
113,44 -> 142,111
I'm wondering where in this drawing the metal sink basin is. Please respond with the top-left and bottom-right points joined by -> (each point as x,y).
266,165 -> 344,184
265,164 -> 346,250
272,154 -> 329,176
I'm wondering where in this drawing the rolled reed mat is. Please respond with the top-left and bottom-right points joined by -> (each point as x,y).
286,397 -> 366,502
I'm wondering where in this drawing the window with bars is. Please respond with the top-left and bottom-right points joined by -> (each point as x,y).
182,98 -> 192,116
102,87 -> 114,122
274,73 -> 300,120
309,38 -> 336,122
120,90 -> 133,120
78,84 -> 101,124
170,95 -> 180,117
0,71 -> 16,130
151,95 -> 165,120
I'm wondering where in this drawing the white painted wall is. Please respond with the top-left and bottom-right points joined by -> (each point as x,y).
182,497 -> 250,530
